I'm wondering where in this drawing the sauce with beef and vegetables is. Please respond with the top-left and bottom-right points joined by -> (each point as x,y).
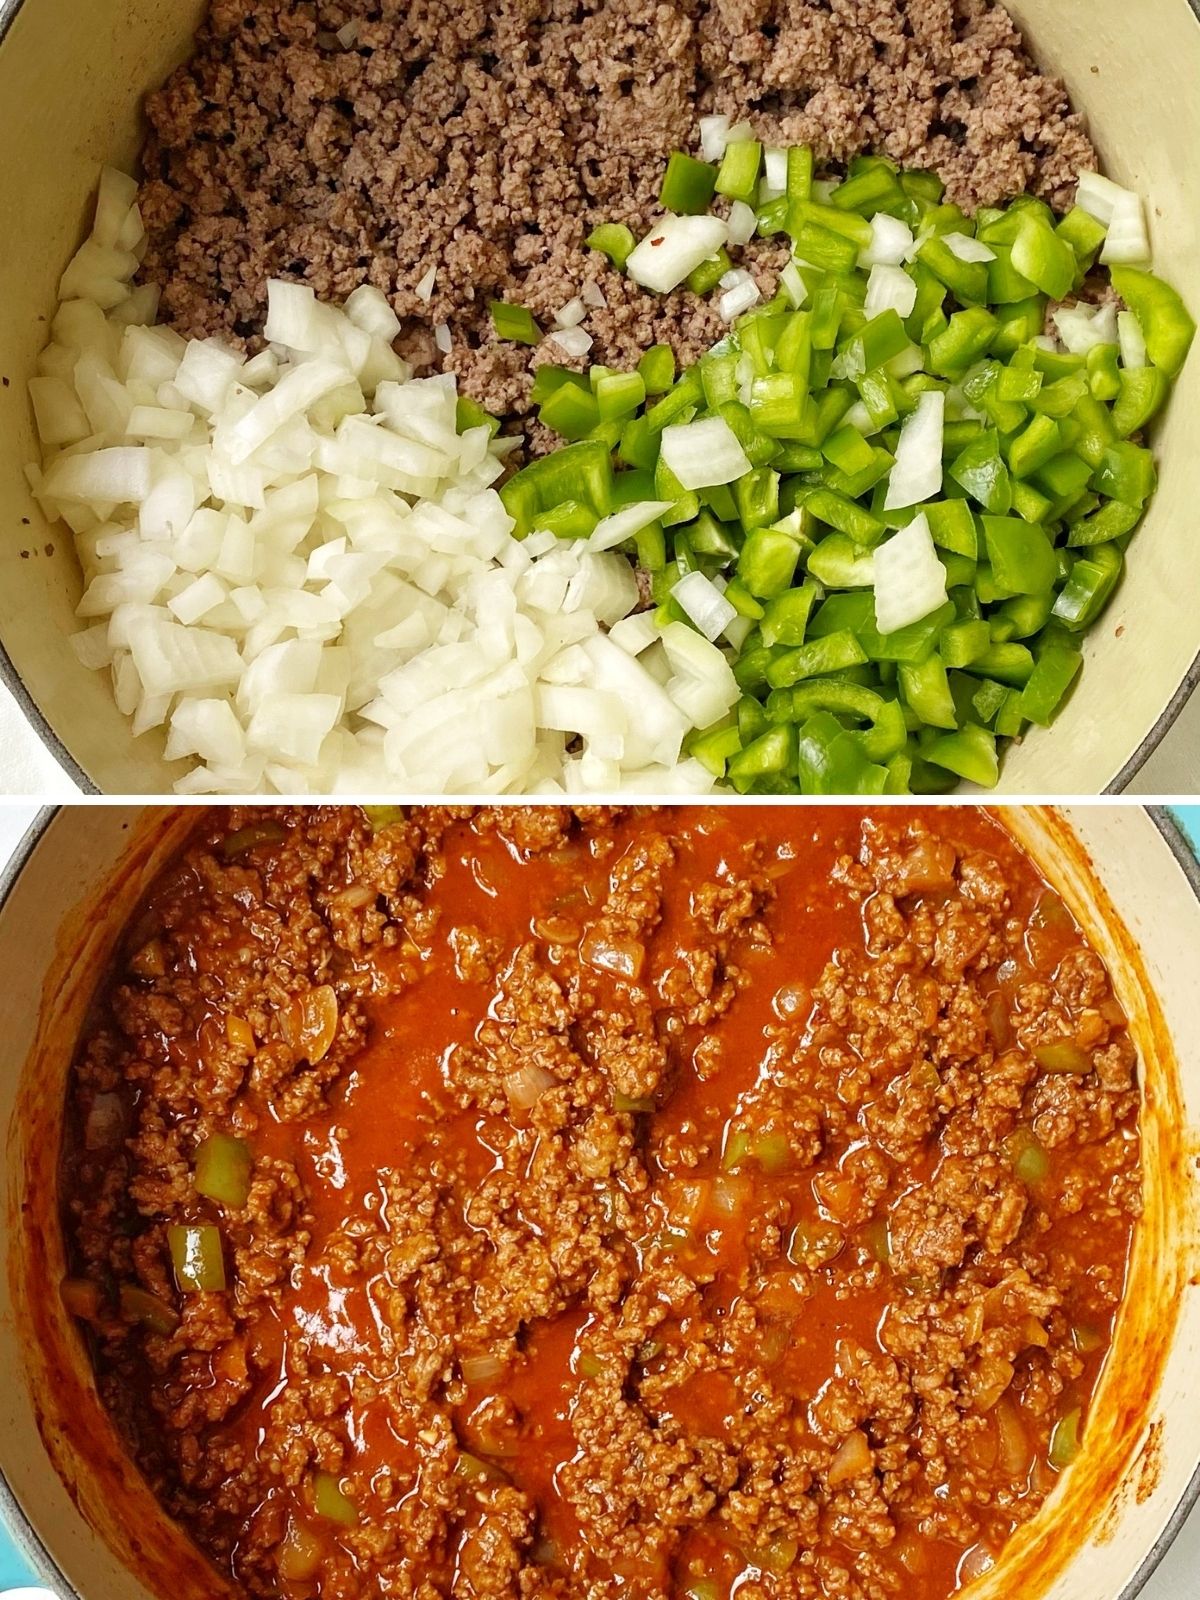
60,805 -> 1141,1600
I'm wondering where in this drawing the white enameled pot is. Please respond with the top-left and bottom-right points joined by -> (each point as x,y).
0,805 -> 1197,1599
0,3 -> 1199,793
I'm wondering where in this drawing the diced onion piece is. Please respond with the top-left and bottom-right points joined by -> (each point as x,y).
762,147 -> 788,199
884,390 -> 944,510
726,200 -> 757,246
872,512 -> 948,634
504,1063 -> 557,1109
580,280 -> 607,309
859,213 -> 914,268
779,262 -> 808,309
626,214 -> 730,294
660,416 -> 752,490
553,297 -> 587,329
1101,189 -> 1150,264
586,500 -> 676,553
942,232 -> 996,262
547,325 -> 593,360
865,264 -> 917,321
433,323 -> 452,354
1117,309 -> 1147,369
1074,170 -> 1129,225
414,266 -> 437,303
699,114 -> 730,163
671,570 -> 737,642
718,277 -> 761,321
1052,301 -> 1119,355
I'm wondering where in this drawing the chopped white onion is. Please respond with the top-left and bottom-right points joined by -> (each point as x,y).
547,325 -> 593,360
553,297 -> 587,329
580,280 -> 607,310
660,416 -> 752,490
872,513 -> 948,635
586,501 -> 675,553
865,264 -> 918,321
942,232 -> 996,263
433,323 -> 452,354
859,213 -> 914,268
1117,310 -> 1147,370
414,266 -> 437,303
1101,190 -> 1151,265
884,391 -> 943,510
1053,301 -> 1120,355
699,114 -> 730,163
625,214 -> 730,294
779,262 -> 808,309
718,277 -> 761,321
762,147 -> 788,200
1075,170 -> 1128,226
726,200 -> 757,246
671,570 -> 737,642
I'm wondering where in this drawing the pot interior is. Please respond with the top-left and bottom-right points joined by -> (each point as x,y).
1,805 -> 1199,1600
0,1 -> 1199,791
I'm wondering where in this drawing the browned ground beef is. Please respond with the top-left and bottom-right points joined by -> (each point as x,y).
61,805 -> 1140,1600
137,0 -> 1095,416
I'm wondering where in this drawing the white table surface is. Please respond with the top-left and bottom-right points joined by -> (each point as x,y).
0,807 -> 1195,1595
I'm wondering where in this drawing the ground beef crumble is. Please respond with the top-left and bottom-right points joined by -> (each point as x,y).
62,804 -> 1140,1600
137,0 -> 1095,417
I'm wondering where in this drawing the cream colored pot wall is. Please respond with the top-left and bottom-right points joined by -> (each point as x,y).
0,806 -> 1198,1600
0,0 -> 1198,791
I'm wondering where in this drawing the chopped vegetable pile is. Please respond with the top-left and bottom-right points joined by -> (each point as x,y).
501,134 -> 1195,793
26,132 -> 1196,794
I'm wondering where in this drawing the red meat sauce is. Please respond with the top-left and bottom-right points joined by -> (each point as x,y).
60,804 -> 1141,1600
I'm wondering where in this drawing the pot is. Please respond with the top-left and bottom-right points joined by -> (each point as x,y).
0,804 -> 1199,1599
0,2 -> 1199,794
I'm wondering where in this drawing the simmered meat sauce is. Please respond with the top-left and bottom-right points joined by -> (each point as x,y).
61,805 -> 1140,1600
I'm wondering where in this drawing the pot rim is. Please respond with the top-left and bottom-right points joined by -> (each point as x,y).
1,0 -> 1200,797
0,804 -> 1198,1597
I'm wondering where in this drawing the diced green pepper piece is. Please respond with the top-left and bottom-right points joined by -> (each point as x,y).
981,516 -> 1058,596
1052,542 -> 1122,630
194,1134 -> 253,1209
806,534 -> 876,588
314,1471 -> 358,1526
1010,214 -> 1077,300
760,582 -> 819,647
918,236 -> 989,306
899,653 -> 956,729
638,344 -> 676,395
805,487 -> 884,545
838,309 -> 910,379
924,722 -> 999,788
715,139 -> 763,203
994,591 -> 1054,638
1111,366 -> 1170,438
1066,500 -> 1143,548
1086,343 -> 1121,403
168,1224 -> 226,1292
1008,413 -> 1063,480
787,145 -> 815,202
794,710 -> 888,795
727,725 -> 797,787
1049,1408 -> 1082,1471
594,371 -> 646,422
455,395 -> 501,437
499,439 -> 614,536
586,224 -> 636,270
734,467 -> 781,531
926,307 -> 997,376
539,380 -> 600,440
822,424 -> 876,479
766,628 -> 868,689
1092,441 -> 1157,506
1019,630 -> 1083,725
489,301 -> 541,345
941,618 -> 992,668
949,428 -> 1012,514
1056,205 -> 1107,273
969,641 -> 1034,686
737,526 -> 803,598
659,151 -> 718,215
792,221 -> 860,275
686,721 -> 743,778
1110,267 -> 1196,377
686,247 -> 734,296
